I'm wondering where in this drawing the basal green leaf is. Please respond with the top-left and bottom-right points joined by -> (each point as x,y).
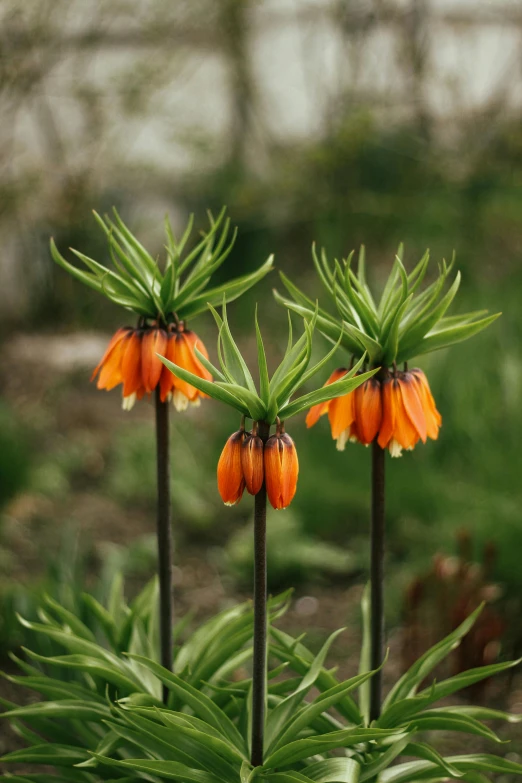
0,744 -> 89,767
383,604 -> 483,709
304,758 -> 360,783
93,755 -> 226,783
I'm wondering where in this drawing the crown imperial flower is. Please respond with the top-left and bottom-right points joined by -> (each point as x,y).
277,245 -> 498,456
160,301 -> 378,507
92,322 -> 211,411
52,209 -> 273,411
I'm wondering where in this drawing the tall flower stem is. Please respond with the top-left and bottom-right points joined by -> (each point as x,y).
370,439 -> 386,722
155,387 -> 173,705
251,420 -> 270,767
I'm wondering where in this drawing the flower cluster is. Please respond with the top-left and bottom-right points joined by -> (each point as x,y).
217,421 -> 299,509
52,209 -> 273,411
92,323 -> 211,411
307,367 -> 441,457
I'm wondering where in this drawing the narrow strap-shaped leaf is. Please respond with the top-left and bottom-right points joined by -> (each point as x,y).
265,728 -> 406,768
0,744 -> 90,767
255,307 -> 270,405
92,754 -> 227,783
158,356 -> 249,415
359,735 -> 410,782
274,668 -> 378,752
405,742 -> 464,778
278,366 -> 377,420
383,604 -> 483,708
125,654 -> 247,753
397,313 -> 500,363
180,256 -> 273,319
264,628 -> 346,753
50,240 -> 102,293
304,757 -> 360,783
410,709 -> 501,742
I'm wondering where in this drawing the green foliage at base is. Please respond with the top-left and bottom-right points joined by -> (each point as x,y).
2,584 -> 521,782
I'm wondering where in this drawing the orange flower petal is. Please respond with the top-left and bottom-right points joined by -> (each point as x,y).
411,369 -> 441,439
241,433 -> 264,495
97,335 -> 128,390
172,331 -> 212,403
142,328 -> 168,394
159,334 -> 176,402
354,378 -> 382,445
328,391 -> 355,440
217,431 -> 245,506
398,373 -> 427,443
91,327 -> 131,382
305,368 -> 347,428
121,331 -> 143,397
377,378 -> 397,449
264,435 -> 283,510
280,433 -> 299,508
393,383 -> 420,450
264,433 -> 299,509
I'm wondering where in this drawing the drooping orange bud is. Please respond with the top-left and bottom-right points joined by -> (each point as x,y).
354,377 -> 382,445
305,368 -> 348,428
241,430 -> 264,495
217,430 -> 246,506
142,328 -> 168,394
264,432 -> 299,510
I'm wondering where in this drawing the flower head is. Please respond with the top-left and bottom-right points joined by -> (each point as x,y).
52,209 -> 273,410
307,369 -> 382,450
277,244 -> 498,457
92,323 -> 211,411
307,365 -> 440,457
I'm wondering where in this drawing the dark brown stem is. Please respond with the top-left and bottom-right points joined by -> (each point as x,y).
251,419 -> 270,767
155,387 -> 173,704
370,439 -> 386,722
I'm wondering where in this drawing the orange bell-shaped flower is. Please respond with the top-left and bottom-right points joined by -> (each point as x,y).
217,430 -> 246,506
241,430 -> 264,495
264,431 -> 299,510
377,370 -> 439,457
142,328 -> 168,394
410,368 -> 442,441
305,368 -> 348,429
160,329 -> 212,411
353,377 -> 383,446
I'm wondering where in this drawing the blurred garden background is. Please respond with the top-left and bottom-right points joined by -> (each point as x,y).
1,0 -> 522,735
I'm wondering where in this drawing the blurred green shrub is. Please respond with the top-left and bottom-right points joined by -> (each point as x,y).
0,403 -> 30,513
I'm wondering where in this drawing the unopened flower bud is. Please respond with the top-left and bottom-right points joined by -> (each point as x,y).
241,430 -> 264,495
264,431 -> 299,510
217,430 -> 246,506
